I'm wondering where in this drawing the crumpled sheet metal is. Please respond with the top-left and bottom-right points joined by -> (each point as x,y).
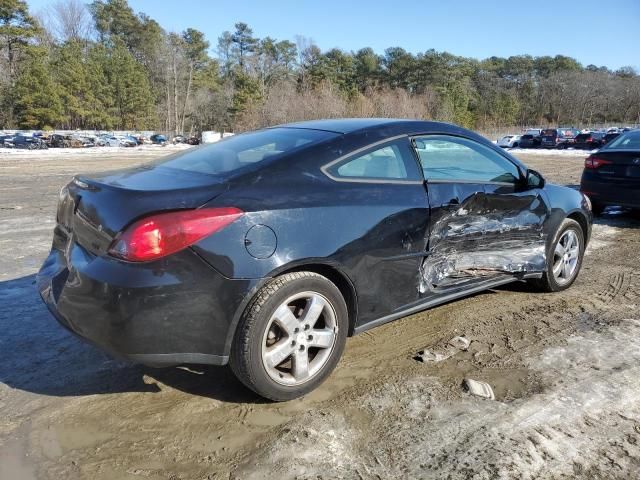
420,204 -> 547,293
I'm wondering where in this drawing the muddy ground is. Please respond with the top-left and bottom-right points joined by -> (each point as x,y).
1,147 -> 639,480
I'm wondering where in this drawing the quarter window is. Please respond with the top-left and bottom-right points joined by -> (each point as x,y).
413,135 -> 521,184
325,139 -> 422,182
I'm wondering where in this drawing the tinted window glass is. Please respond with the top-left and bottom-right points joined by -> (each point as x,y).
604,131 -> 640,150
414,135 -> 520,184
327,139 -> 422,181
158,128 -> 337,175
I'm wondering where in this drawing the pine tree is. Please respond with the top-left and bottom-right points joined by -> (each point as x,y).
0,0 -> 41,126
13,47 -> 64,129
107,39 -> 155,129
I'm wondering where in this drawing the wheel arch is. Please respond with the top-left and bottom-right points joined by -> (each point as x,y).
566,209 -> 591,244
222,260 -> 359,360
274,262 -> 359,337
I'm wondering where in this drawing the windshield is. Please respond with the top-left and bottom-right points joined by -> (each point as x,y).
603,131 -> 640,150
158,127 -> 338,175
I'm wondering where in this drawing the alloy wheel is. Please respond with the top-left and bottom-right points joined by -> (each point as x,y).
261,291 -> 338,386
552,229 -> 580,285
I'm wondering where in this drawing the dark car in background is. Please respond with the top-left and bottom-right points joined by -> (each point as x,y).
519,134 -> 540,148
6,134 -> 48,149
581,130 -> 640,214
574,132 -> 605,150
541,128 -> 579,149
602,132 -> 621,145
37,118 -> 592,401
150,134 -> 167,144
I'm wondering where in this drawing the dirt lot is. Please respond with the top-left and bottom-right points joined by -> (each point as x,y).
1,146 -> 639,480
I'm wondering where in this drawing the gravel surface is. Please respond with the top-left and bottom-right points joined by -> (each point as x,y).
1,147 -> 639,480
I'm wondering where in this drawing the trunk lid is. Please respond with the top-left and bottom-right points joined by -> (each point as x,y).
591,151 -> 640,180
58,165 -> 227,256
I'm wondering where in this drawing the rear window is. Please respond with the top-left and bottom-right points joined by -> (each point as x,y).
558,129 -> 577,137
604,131 -> 640,150
542,129 -> 557,136
576,133 -> 590,141
157,128 -> 338,175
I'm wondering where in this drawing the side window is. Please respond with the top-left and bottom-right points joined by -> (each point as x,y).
325,139 -> 422,182
413,135 -> 521,184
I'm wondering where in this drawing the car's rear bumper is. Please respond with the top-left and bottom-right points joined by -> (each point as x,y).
580,173 -> 640,209
37,242 -> 260,367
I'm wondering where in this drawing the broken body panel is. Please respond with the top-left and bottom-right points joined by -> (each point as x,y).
420,183 -> 548,293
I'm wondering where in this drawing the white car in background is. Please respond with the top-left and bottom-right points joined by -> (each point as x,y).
497,135 -> 521,148
102,135 -> 136,147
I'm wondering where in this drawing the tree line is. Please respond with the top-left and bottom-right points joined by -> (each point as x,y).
1,0 -> 639,134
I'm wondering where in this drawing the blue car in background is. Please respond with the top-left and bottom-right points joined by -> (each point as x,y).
150,134 -> 167,144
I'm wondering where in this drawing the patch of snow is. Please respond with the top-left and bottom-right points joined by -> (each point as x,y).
586,223 -> 620,254
241,320 -> 640,479
0,144 -> 193,157
507,148 -> 594,156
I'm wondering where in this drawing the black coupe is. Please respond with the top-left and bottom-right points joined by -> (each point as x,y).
38,119 -> 592,400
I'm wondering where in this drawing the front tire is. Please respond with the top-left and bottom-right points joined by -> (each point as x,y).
530,218 -> 585,292
230,272 -> 348,401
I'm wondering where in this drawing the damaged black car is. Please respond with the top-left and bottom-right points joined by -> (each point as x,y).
37,119 -> 592,401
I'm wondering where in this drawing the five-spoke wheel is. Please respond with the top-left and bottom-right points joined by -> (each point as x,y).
530,218 -> 585,292
231,272 -> 348,401
552,229 -> 580,285
262,292 -> 337,385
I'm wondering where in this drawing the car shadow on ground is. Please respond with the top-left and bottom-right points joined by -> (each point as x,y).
0,274 -> 259,403
594,207 -> 640,229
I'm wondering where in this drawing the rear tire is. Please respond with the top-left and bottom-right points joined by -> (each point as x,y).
529,218 -> 585,292
230,272 -> 348,401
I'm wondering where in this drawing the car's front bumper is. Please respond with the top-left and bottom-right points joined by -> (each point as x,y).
37,241 -> 260,367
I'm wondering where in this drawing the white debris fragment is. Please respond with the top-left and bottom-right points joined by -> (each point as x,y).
414,349 -> 449,363
463,378 -> 495,400
415,336 -> 472,363
449,336 -> 470,351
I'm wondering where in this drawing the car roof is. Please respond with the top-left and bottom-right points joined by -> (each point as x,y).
275,118 -> 463,135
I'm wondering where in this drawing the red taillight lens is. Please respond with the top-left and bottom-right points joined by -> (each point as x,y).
584,156 -> 613,169
109,207 -> 244,262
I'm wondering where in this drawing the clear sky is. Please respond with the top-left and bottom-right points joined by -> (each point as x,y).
27,0 -> 640,70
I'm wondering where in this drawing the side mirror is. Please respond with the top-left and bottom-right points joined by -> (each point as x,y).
526,169 -> 545,189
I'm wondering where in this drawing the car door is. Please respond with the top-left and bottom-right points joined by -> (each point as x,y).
321,136 -> 432,322
412,134 -> 549,296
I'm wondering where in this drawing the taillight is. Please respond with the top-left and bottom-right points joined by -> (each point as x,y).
584,156 -> 613,169
109,207 -> 244,262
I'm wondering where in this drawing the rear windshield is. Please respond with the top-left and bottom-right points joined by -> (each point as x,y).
158,128 -> 338,175
604,131 -> 640,150
558,129 -> 577,137
575,133 -> 590,140
542,129 -> 557,136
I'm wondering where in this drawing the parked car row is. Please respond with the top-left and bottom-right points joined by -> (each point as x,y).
0,131 -> 201,149
498,127 -> 636,150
